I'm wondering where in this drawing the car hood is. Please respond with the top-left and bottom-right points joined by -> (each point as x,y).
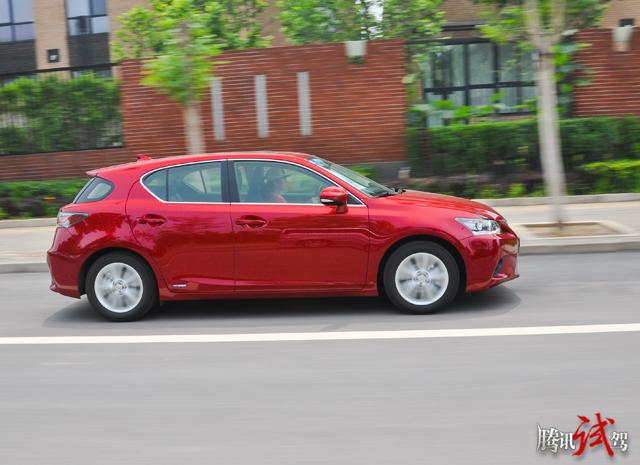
384,190 -> 501,219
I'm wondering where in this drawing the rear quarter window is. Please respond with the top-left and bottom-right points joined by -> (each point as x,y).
74,177 -> 114,203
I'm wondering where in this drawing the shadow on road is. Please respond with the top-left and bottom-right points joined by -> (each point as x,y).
43,285 -> 521,329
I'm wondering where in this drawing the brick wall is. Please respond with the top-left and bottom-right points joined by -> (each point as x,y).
0,148 -> 131,181
121,39 -> 408,165
573,28 -> 640,117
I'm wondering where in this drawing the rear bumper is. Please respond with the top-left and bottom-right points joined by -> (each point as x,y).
47,228 -> 82,298
462,232 -> 519,293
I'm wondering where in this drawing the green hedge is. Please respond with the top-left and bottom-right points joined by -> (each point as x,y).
578,159 -> 640,194
0,179 -> 87,219
408,117 -> 640,177
0,74 -> 122,154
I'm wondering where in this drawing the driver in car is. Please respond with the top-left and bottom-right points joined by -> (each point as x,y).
263,167 -> 290,203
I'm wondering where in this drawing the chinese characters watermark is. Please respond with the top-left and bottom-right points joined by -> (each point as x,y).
537,413 -> 629,457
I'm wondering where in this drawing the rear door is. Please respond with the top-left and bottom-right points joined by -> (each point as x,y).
127,160 -> 235,294
229,160 -> 370,292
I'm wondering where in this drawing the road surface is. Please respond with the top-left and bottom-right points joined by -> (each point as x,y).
0,252 -> 639,464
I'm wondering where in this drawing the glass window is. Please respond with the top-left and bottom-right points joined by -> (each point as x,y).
0,0 -> 34,42
143,170 -> 167,201
422,40 -> 534,122
91,0 -> 106,16
0,25 -> 11,43
469,43 -> 493,85
307,157 -> 393,199
14,23 -> 34,41
90,15 -> 109,33
234,161 -> 334,204
167,163 -> 222,203
66,0 -> 108,36
66,0 -> 90,17
74,177 -> 113,203
0,1 -> 10,23
12,0 -> 33,23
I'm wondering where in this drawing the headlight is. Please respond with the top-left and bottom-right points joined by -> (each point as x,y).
456,218 -> 501,235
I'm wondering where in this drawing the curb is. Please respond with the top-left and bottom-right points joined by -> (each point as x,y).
475,193 -> 640,207
520,238 -> 640,255
0,262 -> 49,273
0,218 -> 57,229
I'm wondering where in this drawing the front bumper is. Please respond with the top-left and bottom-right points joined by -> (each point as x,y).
462,231 -> 519,293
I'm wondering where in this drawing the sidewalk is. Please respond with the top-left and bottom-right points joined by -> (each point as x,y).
1,200 -> 639,273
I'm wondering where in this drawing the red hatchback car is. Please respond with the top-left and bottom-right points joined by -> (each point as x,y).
48,152 -> 519,321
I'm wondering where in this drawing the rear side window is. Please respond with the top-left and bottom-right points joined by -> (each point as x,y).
143,170 -> 168,200
143,163 -> 223,203
74,177 -> 114,203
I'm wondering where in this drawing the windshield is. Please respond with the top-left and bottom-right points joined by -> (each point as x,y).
307,157 -> 395,197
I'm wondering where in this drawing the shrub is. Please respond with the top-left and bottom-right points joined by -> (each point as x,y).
411,116 -> 640,178
0,178 -> 87,219
578,160 -> 640,194
0,74 -> 122,154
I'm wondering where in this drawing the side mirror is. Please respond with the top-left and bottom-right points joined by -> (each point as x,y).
320,186 -> 348,206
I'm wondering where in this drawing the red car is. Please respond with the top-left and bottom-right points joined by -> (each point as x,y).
47,152 -> 519,321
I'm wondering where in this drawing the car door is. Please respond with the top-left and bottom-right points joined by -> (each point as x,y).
229,160 -> 370,292
127,160 -> 235,294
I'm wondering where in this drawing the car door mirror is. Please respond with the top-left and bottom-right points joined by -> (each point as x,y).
320,186 -> 348,206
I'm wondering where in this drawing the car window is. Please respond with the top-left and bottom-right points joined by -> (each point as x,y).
234,161 -> 333,204
167,162 -> 222,203
74,177 -> 113,203
143,170 -> 167,200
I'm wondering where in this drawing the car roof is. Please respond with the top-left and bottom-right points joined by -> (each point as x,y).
87,151 -> 316,178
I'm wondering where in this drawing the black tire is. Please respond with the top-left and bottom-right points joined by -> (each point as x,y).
383,241 -> 460,314
85,252 -> 157,322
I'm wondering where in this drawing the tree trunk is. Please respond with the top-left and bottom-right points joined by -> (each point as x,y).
183,102 -> 204,155
535,50 -> 566,225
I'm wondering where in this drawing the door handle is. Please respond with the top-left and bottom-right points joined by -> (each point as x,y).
235,215 -> 267,228
138,214 -> 166,226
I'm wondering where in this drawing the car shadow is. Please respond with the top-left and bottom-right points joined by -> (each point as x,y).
43,285 -> 521,329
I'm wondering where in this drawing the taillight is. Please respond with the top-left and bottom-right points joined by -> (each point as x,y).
57,211 -> 89,228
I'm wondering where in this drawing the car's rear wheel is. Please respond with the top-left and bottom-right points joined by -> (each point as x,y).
86,252 -> 157,322
383,241 -> 460,314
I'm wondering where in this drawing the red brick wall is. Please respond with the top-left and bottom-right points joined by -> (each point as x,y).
121,39 -> 408,165
0,147 -> 131,181
574,28 -> 640,117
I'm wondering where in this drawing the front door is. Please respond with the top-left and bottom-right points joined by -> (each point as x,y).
230,160 -> 369,292
128,160 -> 234,294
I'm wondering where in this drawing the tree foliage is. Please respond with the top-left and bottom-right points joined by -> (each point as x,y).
473,0 -> 610,49
277,0 -> 444,44
113,0 -> 222,107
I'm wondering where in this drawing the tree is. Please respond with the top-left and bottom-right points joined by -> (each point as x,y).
113,0 -> 268,155
474,0 -> 610,225
277,0 -> 444,44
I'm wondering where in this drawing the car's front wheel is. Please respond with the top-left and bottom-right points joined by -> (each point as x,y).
383,241 -> 460,314
86,252 -> 157,322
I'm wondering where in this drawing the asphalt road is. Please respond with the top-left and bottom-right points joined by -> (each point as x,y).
1,252 -> 639,464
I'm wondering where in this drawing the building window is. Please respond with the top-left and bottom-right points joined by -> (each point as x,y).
0,0 -> 34,43
422,41 -> 535,126
66,0 -> 109,36
71,65 -> 113,78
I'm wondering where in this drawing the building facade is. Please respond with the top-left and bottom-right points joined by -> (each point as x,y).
0,0 -> 143,80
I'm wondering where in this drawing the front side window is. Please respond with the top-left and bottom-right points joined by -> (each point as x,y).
66,0 -> 109,36
234,161 -> 335,205
307,157 -> 393,198
143,162 -> 223,203
0,0 -> 34,43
